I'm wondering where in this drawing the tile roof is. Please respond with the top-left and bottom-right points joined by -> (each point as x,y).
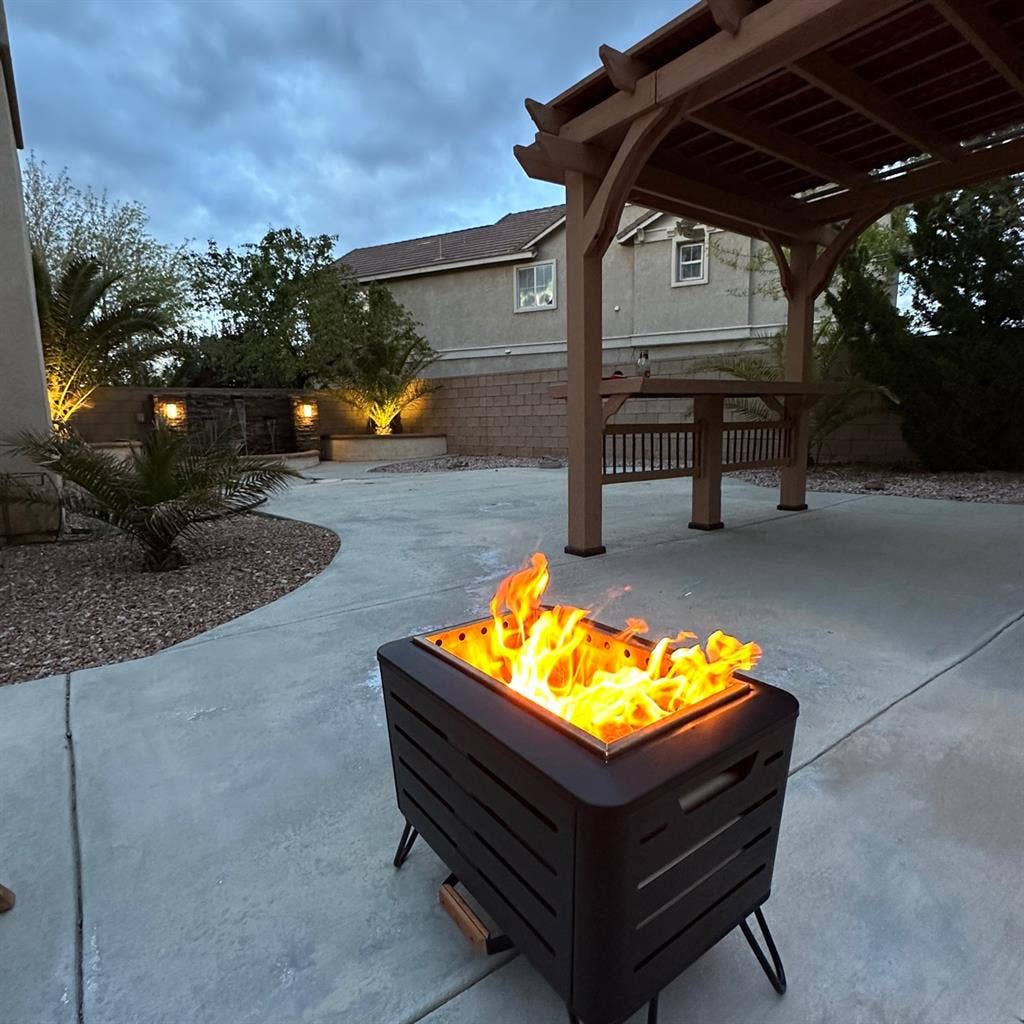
338,204 -> 565,279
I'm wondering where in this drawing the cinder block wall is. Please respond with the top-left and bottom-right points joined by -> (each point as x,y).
74,371 -> 914,465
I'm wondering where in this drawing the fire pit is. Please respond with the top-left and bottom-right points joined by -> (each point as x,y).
378,554 -> 798,1024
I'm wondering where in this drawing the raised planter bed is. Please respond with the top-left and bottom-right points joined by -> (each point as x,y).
322,434 -> 447,463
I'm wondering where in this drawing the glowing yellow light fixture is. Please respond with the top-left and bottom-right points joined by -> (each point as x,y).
300,403 -> 315,419
163,402 -> 181,421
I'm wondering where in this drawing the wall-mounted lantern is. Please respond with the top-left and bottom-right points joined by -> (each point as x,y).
156,397 -> 187,427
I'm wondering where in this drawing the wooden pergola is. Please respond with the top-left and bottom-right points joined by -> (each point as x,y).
515,0 -> 1024,555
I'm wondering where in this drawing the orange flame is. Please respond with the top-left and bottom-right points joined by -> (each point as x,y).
451,552 -> 762,744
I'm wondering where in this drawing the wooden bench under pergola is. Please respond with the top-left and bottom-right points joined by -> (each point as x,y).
515,0 -> 1024,555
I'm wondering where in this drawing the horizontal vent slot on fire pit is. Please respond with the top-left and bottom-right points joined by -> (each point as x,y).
633,864 -> 766,973
631,827 -> 776,963
467,754 -> 560,834
636,789 -> 778,892
633,827 -> 772,931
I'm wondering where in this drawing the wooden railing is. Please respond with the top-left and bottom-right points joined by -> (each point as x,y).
602,423 -> 698,483
721,420 -> 793,470
603,419 -> 793,483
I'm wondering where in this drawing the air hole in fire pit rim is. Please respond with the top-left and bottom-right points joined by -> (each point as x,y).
458,632 -> 466,641
480,626 -> 488,635
434,639 -> 443,646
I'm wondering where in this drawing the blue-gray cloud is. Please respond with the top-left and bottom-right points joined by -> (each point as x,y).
7,0 -> 685,254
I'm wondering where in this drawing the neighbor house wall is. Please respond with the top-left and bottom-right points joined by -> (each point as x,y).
0,6 -> 59,540
383,209 -> 792,379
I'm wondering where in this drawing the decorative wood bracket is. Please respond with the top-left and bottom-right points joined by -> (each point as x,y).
598,45 -> 649,94
708,0 -> 754,36
525,97 -> 568,136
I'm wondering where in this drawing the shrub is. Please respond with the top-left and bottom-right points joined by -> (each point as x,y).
10,425 -> 299,570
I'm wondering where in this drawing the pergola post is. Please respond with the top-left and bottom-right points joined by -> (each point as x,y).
778,241 -> 816,512
564,170 -> 606,557
689,395 -> 724,530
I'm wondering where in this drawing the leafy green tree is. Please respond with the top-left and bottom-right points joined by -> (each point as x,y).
831,180 -> 1024,469
34,253 -> 172,424
22,154 -> 190,323
10,424 -> 297,570
175,228 -> 354,388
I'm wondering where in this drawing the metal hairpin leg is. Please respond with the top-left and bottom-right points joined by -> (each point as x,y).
567,993 -> 659,1024
739,906 -> 787,994
392,821 -> 418,868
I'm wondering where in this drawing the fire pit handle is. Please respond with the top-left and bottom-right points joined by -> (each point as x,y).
677,751 -> 757,814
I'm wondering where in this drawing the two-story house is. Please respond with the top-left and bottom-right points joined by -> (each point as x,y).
339,204 -> 789,379
334,203 -> 797,457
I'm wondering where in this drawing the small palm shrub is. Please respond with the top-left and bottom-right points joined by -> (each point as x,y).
326,283 -> 440,434
695,322 -> 895,463
11,425 -> 298,570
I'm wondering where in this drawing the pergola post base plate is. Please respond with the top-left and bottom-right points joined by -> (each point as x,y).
688,521 -> 724,531
564,544 -> 607,557
776,503 -> 808,512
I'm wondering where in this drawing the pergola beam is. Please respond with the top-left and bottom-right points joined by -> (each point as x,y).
523,135 -> 825,243
792,51 -> 961,163
930,0 -> 1024,99
636,164 -> 827,242
805,134 -> 1024,222
558,0 -> 909,146
689,101 -> 871,189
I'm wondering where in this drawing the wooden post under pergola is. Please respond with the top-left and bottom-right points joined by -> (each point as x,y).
516,0 -> 1024,556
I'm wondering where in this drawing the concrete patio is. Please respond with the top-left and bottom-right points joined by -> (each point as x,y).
1,466 -> 1022,1024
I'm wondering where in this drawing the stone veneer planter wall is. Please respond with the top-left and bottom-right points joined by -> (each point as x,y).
322,434 -> 447,462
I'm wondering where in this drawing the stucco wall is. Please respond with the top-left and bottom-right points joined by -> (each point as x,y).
385,209 -> 796,380
0,10 -> 59,539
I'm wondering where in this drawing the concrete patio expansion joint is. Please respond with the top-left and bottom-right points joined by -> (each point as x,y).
790,601 -> 1024,776
64,672 -> 85,1024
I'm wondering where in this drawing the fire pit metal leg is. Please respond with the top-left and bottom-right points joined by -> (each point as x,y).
392,821 -> 419,869
566,992 -> 659,1024
739,906 -> 787,995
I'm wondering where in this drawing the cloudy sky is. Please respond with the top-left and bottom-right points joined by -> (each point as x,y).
8,0 -> 686,257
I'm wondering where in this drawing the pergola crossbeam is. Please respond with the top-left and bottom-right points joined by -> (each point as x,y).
524,98 -> 568,135
930,0 -> 1024,99
689,101 -> 871,189
558,0 -> 909,146
805,134 -> 1024,222
791,51 -> 961,163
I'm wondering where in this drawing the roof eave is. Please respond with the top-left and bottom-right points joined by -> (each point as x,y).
350,249 -> 535,283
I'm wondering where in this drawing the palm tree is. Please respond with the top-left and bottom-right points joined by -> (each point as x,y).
327,283 -> 441,434
33,253 -> 172,425
695,321 -> 896,463
10,425 -> 298,570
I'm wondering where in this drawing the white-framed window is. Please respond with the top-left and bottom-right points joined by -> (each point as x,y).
672,232 -> 708,286
514,259 -> 557,312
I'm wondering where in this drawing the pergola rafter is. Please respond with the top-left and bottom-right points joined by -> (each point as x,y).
516,0 -> 1024,555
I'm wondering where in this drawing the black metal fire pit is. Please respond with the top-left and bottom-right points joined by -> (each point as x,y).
378,614 -> 798,1024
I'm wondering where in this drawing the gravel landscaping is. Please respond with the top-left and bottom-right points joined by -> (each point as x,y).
734,463 -> 1024,504
0,514 -> 339,685
370,454 -> 566,473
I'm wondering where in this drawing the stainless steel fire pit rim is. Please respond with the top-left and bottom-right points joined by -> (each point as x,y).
409,611 -> 755,760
